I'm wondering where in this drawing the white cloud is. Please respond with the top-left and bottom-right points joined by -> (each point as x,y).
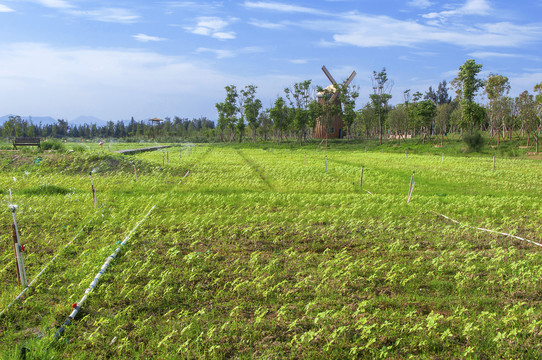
303,12 -> 542,48
186,16 -> 236,40
468,51 -> 521,59
32,0 -> 74,9
248,19 -> 286,29
290,59 -> 308,64
0,4 -> 14,12
133,34 -> 166,42
408,0 -> 433,9
244,1 -> 326,15
29,1 -> 140,23
423,0 -> 491,21
72,8 -> 140,23
196,48 -> 235,59
195,46 -> 265,59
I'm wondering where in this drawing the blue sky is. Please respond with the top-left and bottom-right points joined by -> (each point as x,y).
0,0 -> 541,122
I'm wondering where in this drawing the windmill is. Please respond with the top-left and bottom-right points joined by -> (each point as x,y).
314,65 -> 357,140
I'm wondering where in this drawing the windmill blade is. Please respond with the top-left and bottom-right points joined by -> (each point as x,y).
329,86 -> 340,103
322,65 -> 337,84
343,71 -> 357,87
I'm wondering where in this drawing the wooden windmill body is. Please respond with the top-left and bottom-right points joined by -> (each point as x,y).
314,66 -> 356,139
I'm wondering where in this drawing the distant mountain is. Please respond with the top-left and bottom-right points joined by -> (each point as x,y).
0,114 -> 57,126
69,115 -> 107,127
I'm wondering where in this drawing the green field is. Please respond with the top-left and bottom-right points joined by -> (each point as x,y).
1,144 -> 542,359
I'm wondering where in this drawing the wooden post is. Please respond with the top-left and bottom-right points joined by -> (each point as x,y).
281,150 -> 282,157
325,156 -> 327,173
442,152 -> 444,162
167,151 -> 169,164
407,171 -> 415,203
493,155 -> 495,171
407,182 -> 415,203
133,164 -> 137,182
360,167 -> 363,188
304,152 -> 307,165
180,148 -> 182,158
11,207 -> 27,288
90,173 -> 97,209
162,152 -> 165,166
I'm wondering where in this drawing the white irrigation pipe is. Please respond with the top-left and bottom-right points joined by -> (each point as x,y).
0,223 -> 89,318
433,212 -> 542,248
54,205 -> 156,340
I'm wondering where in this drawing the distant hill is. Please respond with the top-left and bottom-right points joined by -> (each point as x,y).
0,114 -> 57,126
69,115 -> 107,127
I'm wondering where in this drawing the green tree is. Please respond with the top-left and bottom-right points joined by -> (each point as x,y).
216,85 -> 239,142
485,73 -> 511,145
338,84 -> 359,140
413,99 -> 437,143
370,68 -> 393,144
241,85 -> 263,143
269,97 -> 289,145
516,91 -> 539,151
454,59 -> 484,134
284,80 -> 313,144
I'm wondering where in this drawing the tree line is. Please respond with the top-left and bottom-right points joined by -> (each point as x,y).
2,60 -> 541,148
0,116 -> 215,141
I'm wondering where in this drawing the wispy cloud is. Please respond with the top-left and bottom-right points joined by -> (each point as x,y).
423,0 -> 491,21
186,16 -> 236,40
289,59 -> 308,64
133,34 -> 166,42
32,0 -> 74,10
195,46 -> 265,59
248,19 -> 286,29
0,4 -> 15,12
73,8 -> 140,23
303,12 -> 542,48
408,0 -> 433,9
244,1 -> 326,15
29,1 -> 140,23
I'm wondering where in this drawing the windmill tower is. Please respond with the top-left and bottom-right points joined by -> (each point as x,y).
314,65 -> 356,139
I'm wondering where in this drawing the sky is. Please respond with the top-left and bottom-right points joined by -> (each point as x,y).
0,0 -> 541,122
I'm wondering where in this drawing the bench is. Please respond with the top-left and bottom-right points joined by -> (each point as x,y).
13,137 -> 41,149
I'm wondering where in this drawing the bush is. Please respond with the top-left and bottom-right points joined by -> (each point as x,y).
463,132 -> 484,152
41,139 -> 65,151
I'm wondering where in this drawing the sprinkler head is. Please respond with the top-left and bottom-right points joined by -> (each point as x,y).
9,204 -> 18,213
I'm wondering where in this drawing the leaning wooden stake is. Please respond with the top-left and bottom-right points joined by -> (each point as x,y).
442,152 -> 444,163
407,171 -> 415,203
360,167 -> 364,188
89,172 -> 97,209
11,205 -> 27,288
325,156 -> 327,173
162,152 -> 165,166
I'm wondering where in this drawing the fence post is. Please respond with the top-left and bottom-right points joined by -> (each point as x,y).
89,173 -> 97,209
360,167 -> 363,188
11,206 -> 27,288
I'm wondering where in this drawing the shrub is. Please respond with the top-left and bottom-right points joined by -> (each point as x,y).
463,132 -> 484,152
41,139 -> 65,151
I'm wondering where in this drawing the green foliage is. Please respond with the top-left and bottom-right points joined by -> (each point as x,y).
455,59 -> 484,133
41,139 -> 65,151
463,131 -> 484,152
2,142 -> 542,358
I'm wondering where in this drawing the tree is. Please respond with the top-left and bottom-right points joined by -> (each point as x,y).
454,59 -> 484,134
357,103 -> 376,139
240,85 -> 262,143
370,68 -> 393,144
387,105 -> 408,145
485,73 -> 511,145
516,91 -> 539,152
269,97 -> 289,145
412,99 -> 437,143
284,80 -> 314,144
338,84 -> 359,140
215,85 -> 239,142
